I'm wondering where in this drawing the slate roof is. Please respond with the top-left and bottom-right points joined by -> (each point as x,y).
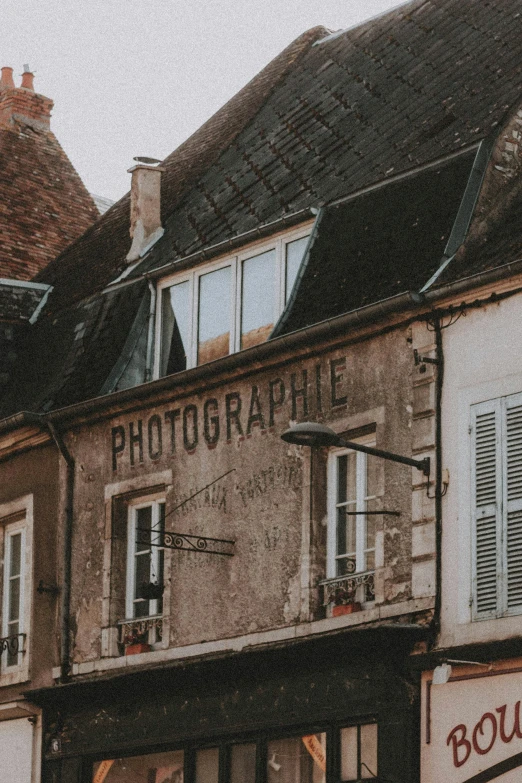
3,0 -> 522,416
275,149 -> 477,335
0,120 -> 99,281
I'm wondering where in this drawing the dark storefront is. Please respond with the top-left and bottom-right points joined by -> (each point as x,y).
35,629 -> 422,783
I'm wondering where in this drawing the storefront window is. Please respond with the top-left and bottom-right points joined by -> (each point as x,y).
195,748 -> 219,783
230,743 -> 256,783
93,750 -> 184,783
340,723 -> 378,780
267,733 -> 326,783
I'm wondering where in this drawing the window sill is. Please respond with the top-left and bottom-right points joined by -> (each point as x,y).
0,664 -> 29,687
60,597 -> 434,680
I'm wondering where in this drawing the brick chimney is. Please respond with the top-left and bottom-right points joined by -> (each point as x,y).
126,162 -> 165,263
0,65 -> 53,131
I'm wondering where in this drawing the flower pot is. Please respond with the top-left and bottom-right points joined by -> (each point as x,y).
332,602 -> 362,617
125,642 -> 152,656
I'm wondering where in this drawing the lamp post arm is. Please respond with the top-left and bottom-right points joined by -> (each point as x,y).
337,437 -> 430,477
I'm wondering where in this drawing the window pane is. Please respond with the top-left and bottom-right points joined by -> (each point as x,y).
135,551 -> 152,594
198,267 -> 231,364
161,281 -> 190,375
9,576 -> 20,622
195,748 -> 219,783
340,727 -> 358,781
10,533 -> 21,577
267,734 -> 325,783
360,723 -> 378,779
241,250 -> 275,349
136,506 -> 153,547
93,749 -> 184,783
6,620 -> 19,666
337,453 -> 356,505
230,743 -> 256,783
285,236 -> 308,302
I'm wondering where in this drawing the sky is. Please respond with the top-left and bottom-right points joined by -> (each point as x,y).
1,0 -> 408,202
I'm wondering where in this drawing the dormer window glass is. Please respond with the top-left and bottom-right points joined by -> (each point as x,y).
156,224 -> 311,377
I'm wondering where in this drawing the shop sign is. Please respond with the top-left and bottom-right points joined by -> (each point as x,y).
423,668 -> 522,783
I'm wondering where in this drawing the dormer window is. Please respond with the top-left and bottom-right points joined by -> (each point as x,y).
155,225 -> 311,377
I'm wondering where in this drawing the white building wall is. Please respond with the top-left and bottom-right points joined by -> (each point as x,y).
439,288 -> 522,648
0,717 -> 35,783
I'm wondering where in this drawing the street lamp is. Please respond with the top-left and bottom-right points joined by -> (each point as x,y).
281,422 -> 430,477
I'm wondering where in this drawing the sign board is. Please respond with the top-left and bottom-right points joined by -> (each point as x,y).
422,667 -> 522,783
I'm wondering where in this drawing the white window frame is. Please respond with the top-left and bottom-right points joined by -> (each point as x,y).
471,390 -> 522,620
154,222 -> 312,377
327,435 -> 377,580
0,495 -> 32,682
2,521 -> 25,670
126,497 -> 165,621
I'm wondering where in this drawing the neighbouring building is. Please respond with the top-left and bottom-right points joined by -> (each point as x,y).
0,66 -> 99,782
1,2 -> 522,783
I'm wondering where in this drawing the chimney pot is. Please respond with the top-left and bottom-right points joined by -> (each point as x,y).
0,67 -> 15,89
21,71 -> 34,91
126,163 -> 165,263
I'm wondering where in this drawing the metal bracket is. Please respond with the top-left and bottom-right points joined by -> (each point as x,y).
414,349 -> 441,371
137,528 -> 235,557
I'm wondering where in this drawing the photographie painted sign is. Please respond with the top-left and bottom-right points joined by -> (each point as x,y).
422,668 -> 522,783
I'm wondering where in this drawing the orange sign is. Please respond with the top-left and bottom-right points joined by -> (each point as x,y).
93,760 -> 114,783
302,734 -> 326,771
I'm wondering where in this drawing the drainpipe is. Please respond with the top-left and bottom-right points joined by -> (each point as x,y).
432,318 -> 444,639
22,414 -> 75,683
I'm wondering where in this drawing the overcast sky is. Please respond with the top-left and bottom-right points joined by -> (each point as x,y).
2,0 -> 408,201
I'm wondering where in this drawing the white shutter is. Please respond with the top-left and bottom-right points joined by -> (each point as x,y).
504,395 -> 522,611
471,400 -> 502,619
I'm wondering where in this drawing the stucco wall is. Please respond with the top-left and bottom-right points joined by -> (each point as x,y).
439,290 -> 522,649
66,328 -> 427,664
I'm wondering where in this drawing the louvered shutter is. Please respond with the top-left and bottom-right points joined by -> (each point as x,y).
471,399 -> 502,619
503,394 -> 522,611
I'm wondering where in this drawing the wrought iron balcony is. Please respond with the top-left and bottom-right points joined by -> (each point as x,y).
118,615 -> 163,646
319,571 -> 375,606
0,632 -> 26,657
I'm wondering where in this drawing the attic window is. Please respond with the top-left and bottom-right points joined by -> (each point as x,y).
156,225 -> 311,376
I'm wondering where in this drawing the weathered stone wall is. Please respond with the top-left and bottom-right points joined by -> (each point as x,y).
67,326 -> 428,664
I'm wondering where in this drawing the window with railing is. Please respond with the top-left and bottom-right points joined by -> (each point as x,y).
323,436 -> 377,609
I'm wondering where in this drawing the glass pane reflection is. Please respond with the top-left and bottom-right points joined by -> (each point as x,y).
267,734 -> 325,783
198,267 -> 231,364
241,250 -> 275,349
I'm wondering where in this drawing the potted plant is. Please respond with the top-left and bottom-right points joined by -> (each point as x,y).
123,627 -> 152,656
138,581 -> 164,601
331,586 -> 362,617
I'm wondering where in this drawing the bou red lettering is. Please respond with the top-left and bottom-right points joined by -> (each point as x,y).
472,713 -> 497,755
447,725 -> 472,768
496,702 -> 522,744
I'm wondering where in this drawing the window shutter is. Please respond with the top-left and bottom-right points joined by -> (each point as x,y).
471,400 -> 502,618
504,396 -> 522,610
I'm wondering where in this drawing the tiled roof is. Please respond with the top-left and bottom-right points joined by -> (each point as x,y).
0,281 -> 148,415
0,122 -> 99,281
3,0 -> 522,415
275,150 -> 477,335
39,0 -> 522,311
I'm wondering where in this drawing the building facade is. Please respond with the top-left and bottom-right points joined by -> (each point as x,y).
1,2 -> 522,782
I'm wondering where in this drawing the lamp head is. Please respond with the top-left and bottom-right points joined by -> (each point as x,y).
281,422 -> 341,448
